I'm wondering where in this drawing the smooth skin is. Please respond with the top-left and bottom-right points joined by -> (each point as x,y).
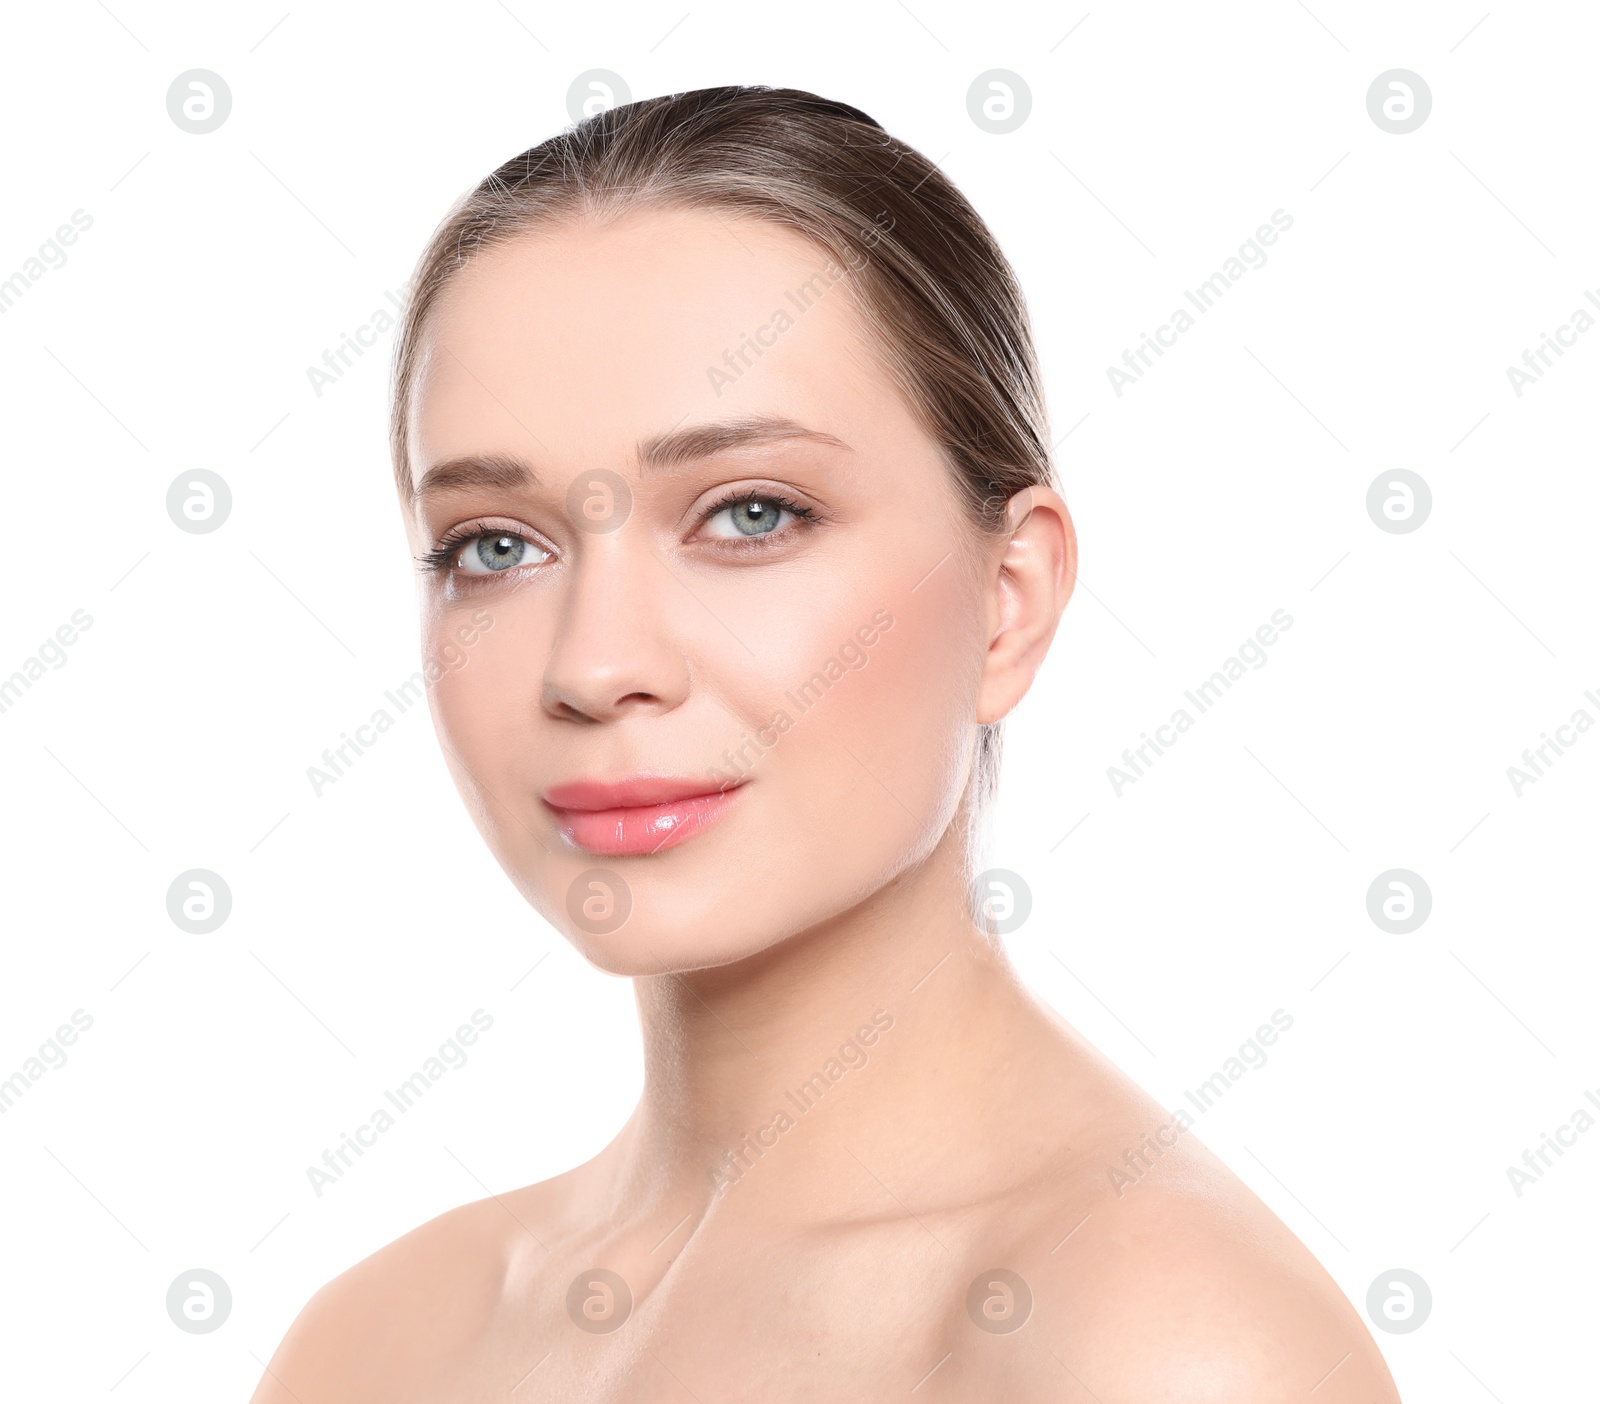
250,206 -> 1401,1402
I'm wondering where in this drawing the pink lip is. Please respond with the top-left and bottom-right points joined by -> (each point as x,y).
542,776 -> 745,856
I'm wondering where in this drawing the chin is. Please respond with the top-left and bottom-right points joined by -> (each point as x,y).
553,901 -> 789,978
501,849 -> 785,978
475,768 -> 933,977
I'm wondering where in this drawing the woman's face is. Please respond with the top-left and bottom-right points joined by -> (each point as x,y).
403,205 -> 1005,974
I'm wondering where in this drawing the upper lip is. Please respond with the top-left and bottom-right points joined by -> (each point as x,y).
541,775 -> 741,811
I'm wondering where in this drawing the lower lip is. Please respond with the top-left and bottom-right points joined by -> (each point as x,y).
545,787 -> 744,856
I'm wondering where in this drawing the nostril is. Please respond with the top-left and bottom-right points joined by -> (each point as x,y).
549,691 -> 663,723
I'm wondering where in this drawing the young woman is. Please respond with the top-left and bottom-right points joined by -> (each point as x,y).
252,86 -> 1400,1402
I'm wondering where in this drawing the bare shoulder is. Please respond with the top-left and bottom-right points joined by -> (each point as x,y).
991,1134 -> 1400,1403
248,1175 -> 572,1404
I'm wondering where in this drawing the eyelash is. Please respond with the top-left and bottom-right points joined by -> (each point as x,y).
698,488 -> 817,545
417,491 -> 818,576
418,525 -> 515,575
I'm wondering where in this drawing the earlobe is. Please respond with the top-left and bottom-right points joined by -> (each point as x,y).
974,486 -> 1075,726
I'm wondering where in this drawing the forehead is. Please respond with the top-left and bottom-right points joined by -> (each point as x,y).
407,204 -> 910,477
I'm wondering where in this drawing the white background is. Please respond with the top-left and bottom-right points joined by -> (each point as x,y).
1,1 -> 1595,1399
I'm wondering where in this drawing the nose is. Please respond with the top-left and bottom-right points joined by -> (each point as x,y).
541,537 -> 692,723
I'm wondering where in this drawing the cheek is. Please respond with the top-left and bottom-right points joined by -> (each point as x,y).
423,602 -> 543,782
721,538 -> 988,863
834,564 -> 987,792
423,602 -> 573,925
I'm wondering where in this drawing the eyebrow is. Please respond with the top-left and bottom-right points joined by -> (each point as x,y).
412,414 -> 850,503
411,452 -> 530,503
637,414 -> 850,472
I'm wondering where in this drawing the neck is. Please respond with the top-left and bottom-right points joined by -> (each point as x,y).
601,820 -> 1059,1225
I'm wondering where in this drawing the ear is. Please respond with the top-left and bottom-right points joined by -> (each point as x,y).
974,485 -> 1076,727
